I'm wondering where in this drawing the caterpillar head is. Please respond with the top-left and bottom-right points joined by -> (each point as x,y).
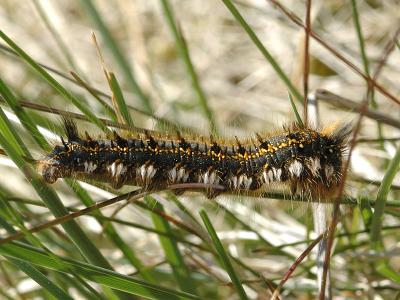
39,119 -> 81,183
38,143 -> 73,183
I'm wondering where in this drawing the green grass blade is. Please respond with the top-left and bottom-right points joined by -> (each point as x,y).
0,241 -> 201,300
370,145 -> 400,283
0,192 -> 99,299
160,0 -> 218,135
31,0 -> 83,74
146,196 -> 197,295
2,198 -> 106,299
0,196 -> 208,252
0,107 -> 124,290
199,210 -> 248,300
351,0 -> 384,152
1,74 -> 151,296
376,263 -> 400,283
108,72 -> 134,127
370,146 -> 400,245
66,180 -> 156,284
222,0 -> 303,103
7,257 -> 74,300
288,92 -> 304,127
58,273 -> 104,300
0,108 -> 27,157
0,30 -> 109,134
1,74 -> 154,295
167,193 -> 202,226
0,184 -> 140,300
350,0 -> 370,76
96,215 -> 207,251
0,77 -> 50,150
70,71 -> 118,121
78,0 -> 152,113
0,210 -> 73,300
215,202 -> 305,265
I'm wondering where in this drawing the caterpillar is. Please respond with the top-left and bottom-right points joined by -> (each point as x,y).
38,120 -> 351,199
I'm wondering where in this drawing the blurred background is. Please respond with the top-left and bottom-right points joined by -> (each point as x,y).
0,0 -> 399,299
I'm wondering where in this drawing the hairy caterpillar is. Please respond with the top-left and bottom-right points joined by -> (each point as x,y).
38,120 -> 351,199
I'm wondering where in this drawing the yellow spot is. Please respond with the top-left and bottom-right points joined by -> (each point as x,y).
267,144 -> 275,152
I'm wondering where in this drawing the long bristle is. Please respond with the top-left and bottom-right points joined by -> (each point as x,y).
62,117 -> 80,141
330,123 -> 353,144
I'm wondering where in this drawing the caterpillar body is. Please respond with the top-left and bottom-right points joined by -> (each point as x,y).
39,120 -> 351,199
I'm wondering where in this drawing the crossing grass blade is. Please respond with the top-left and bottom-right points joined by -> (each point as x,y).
146,196 -> 197,295
0,106 -> 131,300
67,180 -> 156,284
200,210 -> 248,300
0,191 -> 104,300
70,71 -> 118,121
6,257 -> 74,300
160,0 -> 218,135
0,77 -> 50,150
0,30 -> 110,134
0,241 -> 201,300
0,204 -> 74,300
31,0 -> 83,75
350,0 -> 384,152
108,72 -> 135,127
222,0 -> 303,103
0,74 -> 155,286
288,92 -> 304,128
370,146 -> 400,283
78,0 -> 152,114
